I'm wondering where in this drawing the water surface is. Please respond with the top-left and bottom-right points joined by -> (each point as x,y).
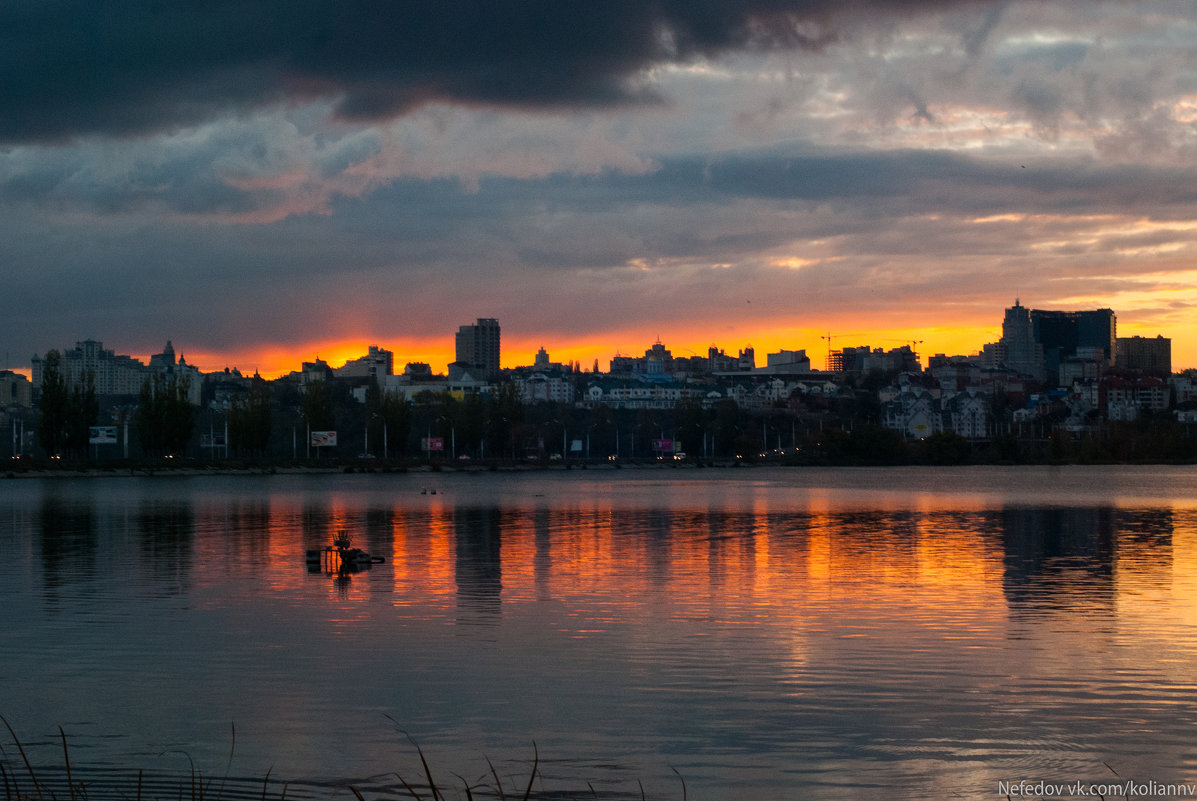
2,466 -> 1196,800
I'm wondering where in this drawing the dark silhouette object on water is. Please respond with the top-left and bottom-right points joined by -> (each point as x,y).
305,531 -> 384,573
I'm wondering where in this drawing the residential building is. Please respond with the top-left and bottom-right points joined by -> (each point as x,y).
147,340 -> 203,405
999,300 -> 1044,381
513,370 -> 576,404
1116,335 -> 1171,377
610,341 -> 674,376
404,362 -> 434,378
0,370 -> 32,409
510,347 -> 575,404
991,301 -> 1117,385
452,318 -> 501,381
762,349 -> 812,372
299,357 -> 333,385
1058,355 -> 1104,387
204,367 -> 253,410
1100,375 -> 1170,420
30,339 -> 201,404
32,340 -> 147,397
380,372 -> 489,402
580,379 -> 706,410
944,390 -> 990,439
708,346 -> 738,372
1171,371 -> 1197,405
882,387 -> 943,438
334,345 -> 394,378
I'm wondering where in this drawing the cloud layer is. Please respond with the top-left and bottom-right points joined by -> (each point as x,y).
5,0 -> 1197,373
1,0 -> 1000,143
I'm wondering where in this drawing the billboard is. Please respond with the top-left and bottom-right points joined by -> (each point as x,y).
200,432 -> 227,447
422,437 -> 445,451
651,438 -> 674,452
89,426 -> 118,445
310,430 -> 337,447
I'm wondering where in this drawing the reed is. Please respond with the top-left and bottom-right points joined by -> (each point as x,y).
1,718 -> 684,801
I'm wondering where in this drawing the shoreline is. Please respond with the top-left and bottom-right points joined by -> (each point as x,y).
4,456 -> 1195,479
0,458 -> 740,479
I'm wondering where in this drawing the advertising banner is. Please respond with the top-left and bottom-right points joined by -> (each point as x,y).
89,426 -> 118,445
651,438 -> 674,452
422,437 -> 445,451
310,430 -> 337,447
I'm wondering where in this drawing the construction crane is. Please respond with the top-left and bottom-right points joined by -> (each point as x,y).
878,338 -> 925,355
820,332 -> 866,372
821,334 -> 925,371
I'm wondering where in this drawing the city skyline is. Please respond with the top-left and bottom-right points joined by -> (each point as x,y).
16,297 -> 1175,385
5,2 -> 1197,376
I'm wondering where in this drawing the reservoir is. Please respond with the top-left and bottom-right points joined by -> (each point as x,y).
2,466 -> 1196,800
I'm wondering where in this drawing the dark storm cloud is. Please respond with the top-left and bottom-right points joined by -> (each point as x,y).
1,0 -> 997,143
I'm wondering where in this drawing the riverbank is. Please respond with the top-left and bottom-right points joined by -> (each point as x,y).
0,456 -> 740,479
6,445 -> 1197,478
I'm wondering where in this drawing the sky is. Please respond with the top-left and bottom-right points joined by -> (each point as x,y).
5,0 -> 1197,377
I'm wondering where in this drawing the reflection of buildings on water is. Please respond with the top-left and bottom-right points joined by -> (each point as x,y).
298,503 -> 394,558
37,497 -> 98,597
36,495 -> 200,601
302,501 -> 333,549
1000,506 -> 1173,615
223,499 -> 272,551
135,500 -> 196,592
454,507 -> 503,624
640,508 -> 676,587
362,506 -> 396,561
533,505 -> 552,601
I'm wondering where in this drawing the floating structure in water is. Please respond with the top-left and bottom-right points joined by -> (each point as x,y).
305,531 -> 384,572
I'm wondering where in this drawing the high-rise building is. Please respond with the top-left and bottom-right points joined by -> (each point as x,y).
454,318 -> 501,380
31,339 -> 202,404
995,301 -> 1116,384
1116,335 -> 1171,376
999,300 -> 1043,381
32,340 -> 149,396
1031,307 -> 1116,377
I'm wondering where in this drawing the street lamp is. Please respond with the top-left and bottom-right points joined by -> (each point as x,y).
371,412 -> 388,460
586,423 -> 599,459
549,418 -> 567,462
437,415 -> 456,459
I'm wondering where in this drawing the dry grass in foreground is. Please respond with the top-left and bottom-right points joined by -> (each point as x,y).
1,717 -> 686,801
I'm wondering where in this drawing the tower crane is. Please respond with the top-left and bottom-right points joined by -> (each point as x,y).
820,332 -> 866,371
878,338 -> 925,354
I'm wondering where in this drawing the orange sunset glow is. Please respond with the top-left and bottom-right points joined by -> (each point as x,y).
175,313 -> 1162,380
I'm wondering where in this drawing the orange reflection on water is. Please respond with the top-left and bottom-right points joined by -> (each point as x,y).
195,488 -> 1188,660
389,498 -> 456,608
